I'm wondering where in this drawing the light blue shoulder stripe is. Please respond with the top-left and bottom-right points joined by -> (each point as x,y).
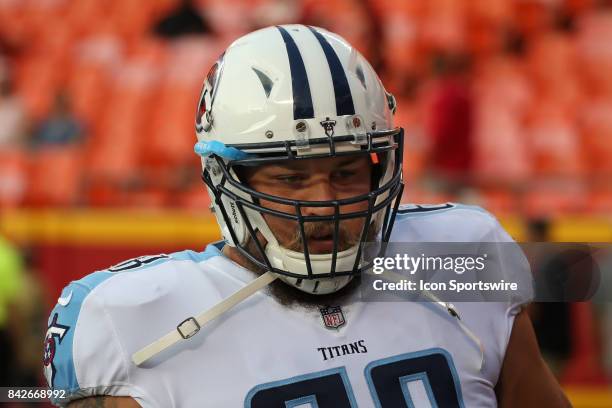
170,242 -> 223,263
46,270 -> 114,400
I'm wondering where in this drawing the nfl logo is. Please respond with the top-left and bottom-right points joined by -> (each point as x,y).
320,306 -> 345,329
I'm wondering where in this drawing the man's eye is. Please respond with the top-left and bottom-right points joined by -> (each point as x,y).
333,170 -> 357,179
275,175 -> 304,184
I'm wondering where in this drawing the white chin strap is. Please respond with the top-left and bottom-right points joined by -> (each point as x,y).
265,243 -> 360,295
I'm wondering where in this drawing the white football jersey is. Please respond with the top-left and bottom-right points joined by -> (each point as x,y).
44,204 -> 531,407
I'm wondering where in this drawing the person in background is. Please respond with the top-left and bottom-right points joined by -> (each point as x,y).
527,218 -> 572,374
0,233 -> 45,408
424,53 -> 474,195
0,233 -> 26,386
30,91 -> 84,148
153,0 -> 212,39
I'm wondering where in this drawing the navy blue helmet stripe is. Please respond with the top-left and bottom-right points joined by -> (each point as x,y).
307,26 -> 355,116
276,26 -> 314,119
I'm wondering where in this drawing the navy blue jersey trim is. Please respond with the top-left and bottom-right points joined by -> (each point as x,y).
307,26 -> 355,117
398,203 -> 455,214
276,26 -> 314,119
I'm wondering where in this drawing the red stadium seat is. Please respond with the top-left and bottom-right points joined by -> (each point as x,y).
523,184 -> 587,217
143,37 -> 221,167
481,189 -> 517,215
0,149 -> 28,208
472,58 -> 532,185
578,98 -> 612,177
14,53 -> 62,119
26,147 -> 83,207
587,190 -> 612,215
420,0 -> 464,52
525,102 -> 584,178
85,62 -> 159,205
145,84 -> 200,167
176,182 -> 212,210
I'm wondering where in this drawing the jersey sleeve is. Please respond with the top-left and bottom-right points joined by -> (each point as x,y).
475,210 -> 535,377
479,213 -> 534,314
43,271 -> 136,406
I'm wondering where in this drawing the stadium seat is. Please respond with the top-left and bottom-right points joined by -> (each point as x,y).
143,37 -> 220,167
176,182 -> 212,210
119,186 -> 169,209
473,105 -> 531,185
472,57 -> 533,185
0,149 -> 28,208
67,62 -> 111,125
14,53 -> 62,119
26,146 -> 83,207
85,61 -> 159,204
523,184 -> 587,217
525,102 -> 583,178
481,189 -> 517,215
420,0 -> 464,52
587,190 -> 612,215
578,98 -> 612,177
63,0 -> 109,38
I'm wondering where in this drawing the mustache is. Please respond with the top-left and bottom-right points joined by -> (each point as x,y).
284,222 -> 361,252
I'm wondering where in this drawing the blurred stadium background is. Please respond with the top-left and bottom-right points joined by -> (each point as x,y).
0,0 -> 610,406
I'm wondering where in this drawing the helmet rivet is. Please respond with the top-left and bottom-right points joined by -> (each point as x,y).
352,117 -> 361,128
265,130 -> 274,139
295,121 -> 307,132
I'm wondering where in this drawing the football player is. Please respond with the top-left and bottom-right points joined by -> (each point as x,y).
44,25 -> 570,407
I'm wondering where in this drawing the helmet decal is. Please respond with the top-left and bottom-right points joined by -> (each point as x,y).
320,117 -> 337,138
195,88 -> 207,127
251,67 -> 274,98
276,26 -> 315,120
195,52 -> 225,133
307,26 -> 355,117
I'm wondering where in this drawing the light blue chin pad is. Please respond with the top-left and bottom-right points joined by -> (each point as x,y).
194,141 -> 251,160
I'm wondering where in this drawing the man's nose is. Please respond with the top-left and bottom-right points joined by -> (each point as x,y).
301,180 -> 337,217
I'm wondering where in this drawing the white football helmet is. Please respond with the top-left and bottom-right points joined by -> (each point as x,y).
195,25 -> 403,295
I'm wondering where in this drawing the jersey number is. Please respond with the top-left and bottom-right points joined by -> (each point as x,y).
245,348 -> 465,408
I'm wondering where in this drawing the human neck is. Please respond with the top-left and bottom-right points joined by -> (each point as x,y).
222,244 -> 265,275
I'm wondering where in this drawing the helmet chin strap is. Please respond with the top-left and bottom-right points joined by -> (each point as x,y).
265,243 -> 359,295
